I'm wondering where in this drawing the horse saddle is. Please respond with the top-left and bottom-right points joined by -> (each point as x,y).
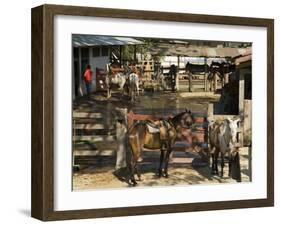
146,120 -> 171,140
146,121 -> 160,133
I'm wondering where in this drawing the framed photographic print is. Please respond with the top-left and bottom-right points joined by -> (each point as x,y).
31,4 -> 274,221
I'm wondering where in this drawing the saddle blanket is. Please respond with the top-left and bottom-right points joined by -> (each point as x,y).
146,123 -> 160,133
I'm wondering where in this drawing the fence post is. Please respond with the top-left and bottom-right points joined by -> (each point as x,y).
207,103 -> 214,121
115,108 -> 128,170
204,57 -> 208,92
188,71 -> 193,92
214,73 -> 218,91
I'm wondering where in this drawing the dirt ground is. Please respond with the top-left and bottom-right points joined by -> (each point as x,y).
73,90 -> 220,114
73,147 -> 250,190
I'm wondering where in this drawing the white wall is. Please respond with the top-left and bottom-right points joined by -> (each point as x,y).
0,0 -> 279,226
89,53 -> 109,92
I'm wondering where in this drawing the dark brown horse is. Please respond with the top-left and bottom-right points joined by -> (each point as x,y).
128,110 -> 194,185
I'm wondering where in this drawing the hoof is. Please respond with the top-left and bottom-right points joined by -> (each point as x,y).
211,171 -> 217,175
162,173 -> 169,178
156,172 -> 162,178
129,178 -> 138,186
130,181 -> 137,186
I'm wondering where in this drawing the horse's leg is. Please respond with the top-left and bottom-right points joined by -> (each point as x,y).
210,146 -> 216,175
107,87 -> 111,99
135,156 -> 142,181
158,149 -> 165,177
128,136 -> 140,186
163,143 -> 172,178
228,152 -> 232,177
130,157 -> 137,186
137,83 -> 139,96
107,88 -> 109,98
211,153 -> 215,174
214,149 -> 219,175
220,152 -> 225,178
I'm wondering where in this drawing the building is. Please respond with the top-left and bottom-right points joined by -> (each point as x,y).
72,34 -> 143,98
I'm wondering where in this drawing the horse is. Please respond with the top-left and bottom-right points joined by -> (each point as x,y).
208,61 -> 236,89
106,72 -> 127,98
169,64 -> 177,92
127,73 -> 139,101
208,117 -> 241,180
127,110 -> 194,185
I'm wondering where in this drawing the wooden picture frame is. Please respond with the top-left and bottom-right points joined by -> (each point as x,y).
31,4 -> 274,221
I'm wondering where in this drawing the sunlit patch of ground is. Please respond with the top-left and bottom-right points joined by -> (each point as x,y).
73,147 -> 250,190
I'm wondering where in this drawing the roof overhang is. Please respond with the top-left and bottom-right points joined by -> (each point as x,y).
73,34 -> 143,47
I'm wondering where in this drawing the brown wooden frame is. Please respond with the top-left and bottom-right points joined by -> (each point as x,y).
31,4 -> 274,221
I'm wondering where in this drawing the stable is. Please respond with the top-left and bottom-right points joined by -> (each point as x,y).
72,34 -> 143,98
149,41 -> 251,92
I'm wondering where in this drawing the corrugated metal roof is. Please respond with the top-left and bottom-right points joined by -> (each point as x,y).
73,35 -> 143,47
149,44 -> 251,58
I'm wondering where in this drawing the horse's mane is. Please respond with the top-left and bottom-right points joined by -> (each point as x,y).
170,111 -> 194,128
171,111 -> 187,122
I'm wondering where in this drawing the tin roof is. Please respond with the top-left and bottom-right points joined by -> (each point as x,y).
73,34 -> 143,47
149,43 -> 251,58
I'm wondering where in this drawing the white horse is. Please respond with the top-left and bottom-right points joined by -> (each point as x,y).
128,73 -> 139,101
106,72 -> 127,98
209,117 -> 240,178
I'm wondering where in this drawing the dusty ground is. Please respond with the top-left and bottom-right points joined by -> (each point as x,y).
73,90 -> 220,114
73,147 -> 250,190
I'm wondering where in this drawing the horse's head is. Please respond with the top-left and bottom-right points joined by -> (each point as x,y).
226,117 -> 240,144
172,109 -> 194,129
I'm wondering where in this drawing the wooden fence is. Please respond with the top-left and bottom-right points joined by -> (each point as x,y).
73,109 -> 209,168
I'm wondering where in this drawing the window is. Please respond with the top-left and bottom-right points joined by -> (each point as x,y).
81,48 -> 89,58
92,47 -> 100,57
73,48 -> 79,59
101,46 -> 108,56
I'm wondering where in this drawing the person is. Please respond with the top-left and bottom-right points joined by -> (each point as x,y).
83,64 -> 92,95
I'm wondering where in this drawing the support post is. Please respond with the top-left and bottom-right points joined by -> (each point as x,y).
72,119 -> 80,171
225,73 -> 229,84
119,45 -> 122,65
134,45 -> 137,62
207,103 -> 214,121
78,47 -> 84,96
115,108 -> 128,170
188,71 -> 193,92
204,57 -> 208,92
214,73 -> 218,91
238,69 -> 246,146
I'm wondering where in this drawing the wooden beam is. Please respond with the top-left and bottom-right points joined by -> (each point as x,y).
74,150 -> 116,156
134,45 -> 137,61
119,45 -> 122,64
207,103 -> 214,120
239,69 -> 246,146
73,112 -> 103,118
188,71 -> 193,92
214,73 -> 218,91
74,124 -> 114,130
204,57 -> 208,92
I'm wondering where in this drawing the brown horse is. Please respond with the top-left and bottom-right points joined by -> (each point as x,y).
128,110 -> 194,185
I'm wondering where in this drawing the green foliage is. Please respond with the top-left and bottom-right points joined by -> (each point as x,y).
121,38 -> 165,62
